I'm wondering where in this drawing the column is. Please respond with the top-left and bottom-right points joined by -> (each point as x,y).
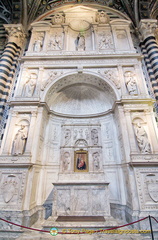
0,24 -> 25,120
139,20 -> 158,101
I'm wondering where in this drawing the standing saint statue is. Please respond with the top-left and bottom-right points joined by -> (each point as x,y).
22,73 -> 37,97
76,33 -> 85,51
124,71 -> 138,95
134,122 -> 151,153
11,125 -> 28,155
33,36 -> 44,52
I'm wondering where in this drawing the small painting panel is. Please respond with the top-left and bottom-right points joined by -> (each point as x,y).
74,150 -> 88,172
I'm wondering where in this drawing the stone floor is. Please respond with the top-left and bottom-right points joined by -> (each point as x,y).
16,231 -> 151,240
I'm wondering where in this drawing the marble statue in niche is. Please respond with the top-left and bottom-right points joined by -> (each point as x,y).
63,152 -> 71,171
33,35 -> 44,52
76,33 -> 85,51
22,73 -> 37,97
91,129 -> 98,145
124,71 -> 138,95
96,11 -> 109,24
98,32 -> 113,50
65,129 -> 71,145
11,125 -> 28,155
93,152 -> 100,171
133,122 -> 151,153
51,12 -> 65,25
1,175 -> 18,203
48,34 -> 62,50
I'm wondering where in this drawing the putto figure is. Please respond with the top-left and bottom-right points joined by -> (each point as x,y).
12,125 -> 28,155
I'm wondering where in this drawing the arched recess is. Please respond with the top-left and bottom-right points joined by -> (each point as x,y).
44,72 -> 118,117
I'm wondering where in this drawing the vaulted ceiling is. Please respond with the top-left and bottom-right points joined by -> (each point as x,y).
1,0 -> 158,27
0,0 -> 158,54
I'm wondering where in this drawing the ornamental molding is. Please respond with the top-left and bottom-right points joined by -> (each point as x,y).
139,19 -> 158,41
3,24 -> 26,47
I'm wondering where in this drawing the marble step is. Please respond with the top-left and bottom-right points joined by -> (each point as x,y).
17,230 -> 151,240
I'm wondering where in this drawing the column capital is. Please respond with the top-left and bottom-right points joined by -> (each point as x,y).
3,24 -> 26,47
138,19 -> 158,41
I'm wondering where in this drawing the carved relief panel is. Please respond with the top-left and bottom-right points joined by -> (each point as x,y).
47,29 -> 64,51
0,170 -> 27,209
97,28 -> 114,51
60,124 -> 102,173
135,168 -> 158,210
17,69 -> 39,98
99,68 -> 120,89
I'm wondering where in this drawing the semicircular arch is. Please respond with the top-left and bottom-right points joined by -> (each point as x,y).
44,72 -> 119,117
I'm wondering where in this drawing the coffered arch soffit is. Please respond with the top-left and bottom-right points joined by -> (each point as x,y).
44,72 -> 118,117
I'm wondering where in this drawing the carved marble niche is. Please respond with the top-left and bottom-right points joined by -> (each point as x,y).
67,27 -> 92,52
124,70 -> 138,95
132,118 -> 151,154
11,119 -> 30,156
32,31 -> 45,52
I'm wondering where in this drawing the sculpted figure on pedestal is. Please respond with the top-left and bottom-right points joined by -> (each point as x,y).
93,152 -> 100,171
124,71 -> 138,95
11,125 -> 28,155
134,122 -> 151,153
33,35 -> 44,52
22,73 -> 37,97
63,152 -> 71,171
65,129 -> 71,145
76,33 -> 85,51
91,129 -> 98,145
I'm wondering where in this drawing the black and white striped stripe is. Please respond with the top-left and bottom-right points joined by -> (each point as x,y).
140,40 -> 158,101
0,41 -> 21,119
